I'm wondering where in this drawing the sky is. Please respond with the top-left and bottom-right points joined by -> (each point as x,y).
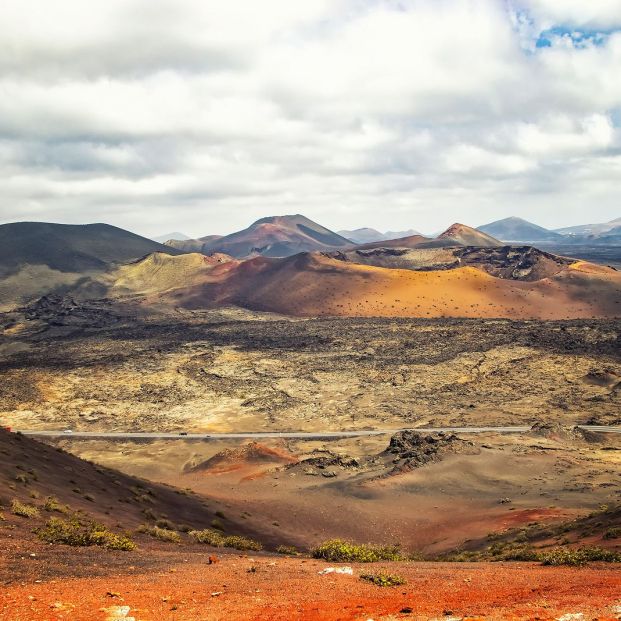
0,0 -> 620,238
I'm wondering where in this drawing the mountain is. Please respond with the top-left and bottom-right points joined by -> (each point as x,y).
0,222 -> 179,275
477,217 -> 563,242
437,223 -> 501,247
201,214 -> 351,258
151,231 -> 191,243
337,228 -> 421,244
555,217 -> 621,237
0,222 -> 181,309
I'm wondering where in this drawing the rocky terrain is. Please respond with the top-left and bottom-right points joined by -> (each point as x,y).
1,309 -> 620,434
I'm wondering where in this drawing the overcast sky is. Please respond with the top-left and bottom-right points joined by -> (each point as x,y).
0,0 -> 620,237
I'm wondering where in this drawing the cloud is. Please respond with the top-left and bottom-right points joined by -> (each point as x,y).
0,0 -> 620,236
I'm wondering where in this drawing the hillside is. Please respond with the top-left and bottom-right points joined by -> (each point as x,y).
354,233 -> 431,250
172,251 -> 621,319
201,214 -> 351,258
0,222 -> 179,275
0,428 -> 257,546
0,222 -> 182,309
478,217 -> 563,242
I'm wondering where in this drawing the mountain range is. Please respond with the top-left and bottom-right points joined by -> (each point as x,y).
1,214 -> 620,318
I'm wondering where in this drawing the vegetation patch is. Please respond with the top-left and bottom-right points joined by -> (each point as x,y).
360,572 -> 406,587
539,547 -> 621,566
189,528 -> 263,551
137,525 -> 181,543
11,499 -> 40,518
36,517 -> 136,551
312,539 -> 403,563
43,496 -> 70,514
276,545 -> 299,556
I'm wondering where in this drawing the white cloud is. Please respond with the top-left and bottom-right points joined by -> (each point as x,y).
0,0 -> 620,236
520,0 -> 621,29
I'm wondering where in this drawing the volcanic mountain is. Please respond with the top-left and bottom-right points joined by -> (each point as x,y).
435,223 -> 501,247
0,222 -> 179,275
166,250 -> 621,320
199,214 -> 351,258
477,217 -> 563,242
0,222 -> 181,309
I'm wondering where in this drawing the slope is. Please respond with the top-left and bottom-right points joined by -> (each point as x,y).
175,251 -> 621,319
0,222 -> 179,275
0,222 -> 182,309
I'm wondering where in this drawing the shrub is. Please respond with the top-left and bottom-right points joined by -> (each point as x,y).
312,539 -> 403,563
222,535 -> 262,551
211,518 -> 225,531
36,517 -> 136,551
276,545 -> 299,556
539,547 -> 621,566
360,572 -> 406,587
189,529 -> 225,546
189,529 -> 262,551
603,528 -> 621,540
11,499 -> 40,518
138,525 -> 181,543
155,519 -> 176,530
43,496 -> 70,514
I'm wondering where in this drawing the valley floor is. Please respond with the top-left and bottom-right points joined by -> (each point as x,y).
2,546 -> 621,621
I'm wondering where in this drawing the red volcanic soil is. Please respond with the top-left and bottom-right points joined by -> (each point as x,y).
2,552 -> 620,621
174,251 -> 621,319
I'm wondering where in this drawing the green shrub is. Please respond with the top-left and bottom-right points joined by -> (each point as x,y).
138,525 -> 181,543
189,529 -> 262,551
11,499 -> 40,518
276,545 -> 299,556
43,496 -> 70,514
36,517 -> 135,551
189,528 -> 225,546
360,572 -> 406,587
603,528 -> 621,540
211,518 -> 225,531
539,547 -> 621,566
221,535 -> 262,551
312,539 -> 403,563
155,519 -> 176,530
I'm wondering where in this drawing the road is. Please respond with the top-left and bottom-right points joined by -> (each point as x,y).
15,425 -> 621,440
